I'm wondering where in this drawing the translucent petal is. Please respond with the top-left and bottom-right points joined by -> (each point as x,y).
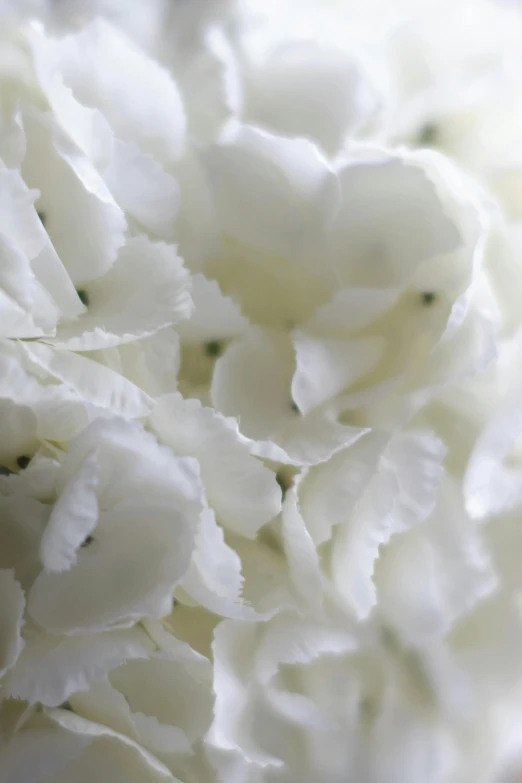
211,326 -> 296,440
376,479 -> 496,645
39,449 -> 99,573
49,236 -> 192,351
173,25 -> 242,143
151,393 -> 281,537
109,651 -> 214,747
200,124 -> 340,259
245,41 -> 379,155
46,708 -> 178,781
329,154 -> 462,287
330,430 -> 445,619
304,287 -> 399,336
20,342 -> 154,419
103,140 -> 180,241
176,274 -> 248,343
281,481 -> 323,611
0,724 -> 91,783
0,162 -> 81,324
0,399 -> 38,467
28,418 -> 203,633
3,626 -> 152,707
182,507 -> 258,619
21,111 -> 127,286
57,19 -> 186,163
291,331 -> 384,414
465,384 -> 522,520
209,619 -> 282,767
0,232 -> 59,338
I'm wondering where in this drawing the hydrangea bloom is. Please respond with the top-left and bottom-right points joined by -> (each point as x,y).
2,1 -> 522,782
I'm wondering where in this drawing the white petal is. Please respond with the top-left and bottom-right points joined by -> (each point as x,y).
253,404 -> 370,467
50,236 -> 192,351
57,19 -> 186,163
422,304 -> 497,390
61,416 -> 203,515
0,494 -> 50,588
245,42 -> 379,155
227,534 -> 298,616
0,725 -> 91,783
329,155 -> 462,287
114,328 -> 181,398
254,613 -> 356,685
103,140 -> 180,240
281,482 -> 323,611
28,418 -> 203,633
45,708 -> 177,781
0,400 -> 38,467
39,449 -> 99,572
370,682 -> 453,783
29,26 -> 113,166
21,111 -> 127,286
291,331 -> 384,415
330,430 -> 445,619
28,505 -> 196,633
131,713 -> 192,757
176,274 -> 248,343
299,431 -> 387,547
376,479 -> 496,645
211,326 -> 295,440
187,506 -> 243,600
304,288 -> 398,335
200,124 -> 339,259
109,651 -> 214,747
0,104 -> 25,168
465,384 -> 522,520
0,162 -> 81,323
174,25 -> 242,143
182,507 -> 257,619
141,619 -> 212,680
20,342 -> 153,419
0,347 -> 100,443
0,232 -> 58,338
68,678 -> 137,741
151,393 -> 281,537
3,626 -> 152,707
209,619 -> 282,767
0,162 -> 49,265
0,569 -> 25,678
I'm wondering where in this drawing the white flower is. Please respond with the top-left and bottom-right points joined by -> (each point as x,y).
1,2 -> 522,782
0,21 -> 192,350
0,415 -> 204,708
207,612 -> 457,783
207,599 -> 522,783
172,122 -> 493,467
0,703 -> 180,783
150,392 -> 283,618
67,626 -> 215,780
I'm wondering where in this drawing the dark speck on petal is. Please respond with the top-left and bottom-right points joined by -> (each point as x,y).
421,292 -> 436,307
77,288 -> 89,307
81,535 -> 94,548
16,455 -> 31,470
290,401 -> 300,413
417,122 -> 438,147
204,340 -> 223,358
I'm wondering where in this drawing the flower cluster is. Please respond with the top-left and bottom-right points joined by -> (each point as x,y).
1,1 -> 522,781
